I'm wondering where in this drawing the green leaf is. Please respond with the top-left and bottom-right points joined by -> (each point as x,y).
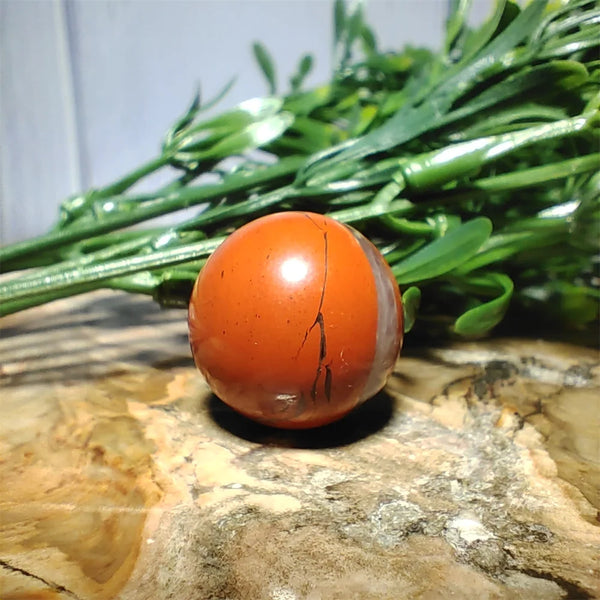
472,153 -> 600,193
402,286 -> 421,333
334,0 -> 366,69
252,42 -> 277,95
446,0 -> 507,68
360,23 -> 378,56
531,0 -> 595,44
191,97 -> 283,137
444,0 -> 473,60
163,90 -> 201,149
449,104 -> 568,139
428,214 -> 462,237
436,0 -> 548,99
555,281 -> 600,327
442,60 -> 589,131
193,113 -> 294,160
453,273 -> 514,337
351,104 -> 378,136
401,113 -> 593,191
347,5 -> 365,44
539,28 -> 600,61
162,80 -> 237,153
334,0 -> 346,46
305,157 -> 363,187
167,98 -> 287,159
290,54 -> 314,92
380,215 -> 433,237
284,85 -> 331,116
196,77 -> 237,114
453,231 -> 543,274
289,115 -> 340,150
315,0 -> 549,171
392,217 -> 492,284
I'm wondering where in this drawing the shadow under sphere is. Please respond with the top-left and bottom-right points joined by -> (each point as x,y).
207,389 -> 395,449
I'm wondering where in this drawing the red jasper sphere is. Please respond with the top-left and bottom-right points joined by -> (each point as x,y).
188,211 -> 403,429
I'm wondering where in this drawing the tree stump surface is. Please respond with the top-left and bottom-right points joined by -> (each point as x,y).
1,291 -> 598,600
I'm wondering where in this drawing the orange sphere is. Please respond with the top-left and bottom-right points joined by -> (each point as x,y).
188,211 -> 403,429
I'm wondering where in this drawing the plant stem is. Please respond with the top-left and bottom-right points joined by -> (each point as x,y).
474,153 -> 600,191
99,154 -> 173,197
0,237 -> 224,314
0,283 -> 102,316
12,234 -> 155,285
0,156 -> 305,269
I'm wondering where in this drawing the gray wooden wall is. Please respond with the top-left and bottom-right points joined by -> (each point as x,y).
1,0 -> 492,245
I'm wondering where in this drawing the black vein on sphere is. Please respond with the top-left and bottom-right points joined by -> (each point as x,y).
300,214 -> 331,403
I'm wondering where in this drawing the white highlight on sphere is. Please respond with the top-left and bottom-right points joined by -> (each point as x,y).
280,257 -> 309,283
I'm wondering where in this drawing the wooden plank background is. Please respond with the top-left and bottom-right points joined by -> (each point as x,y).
0,0 -> 492,245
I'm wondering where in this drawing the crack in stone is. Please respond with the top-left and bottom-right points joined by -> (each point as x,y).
310,363 -> 322,402
316,312 -> 327,361
0,558 -> 82,600
300,215 -> 332,403
520,568 -> 594,600
324,364 -> 333,403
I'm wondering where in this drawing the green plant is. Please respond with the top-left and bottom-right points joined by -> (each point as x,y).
0,0 -> 598,339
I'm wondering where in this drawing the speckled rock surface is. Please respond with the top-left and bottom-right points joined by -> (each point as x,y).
0,292 -> 598,600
